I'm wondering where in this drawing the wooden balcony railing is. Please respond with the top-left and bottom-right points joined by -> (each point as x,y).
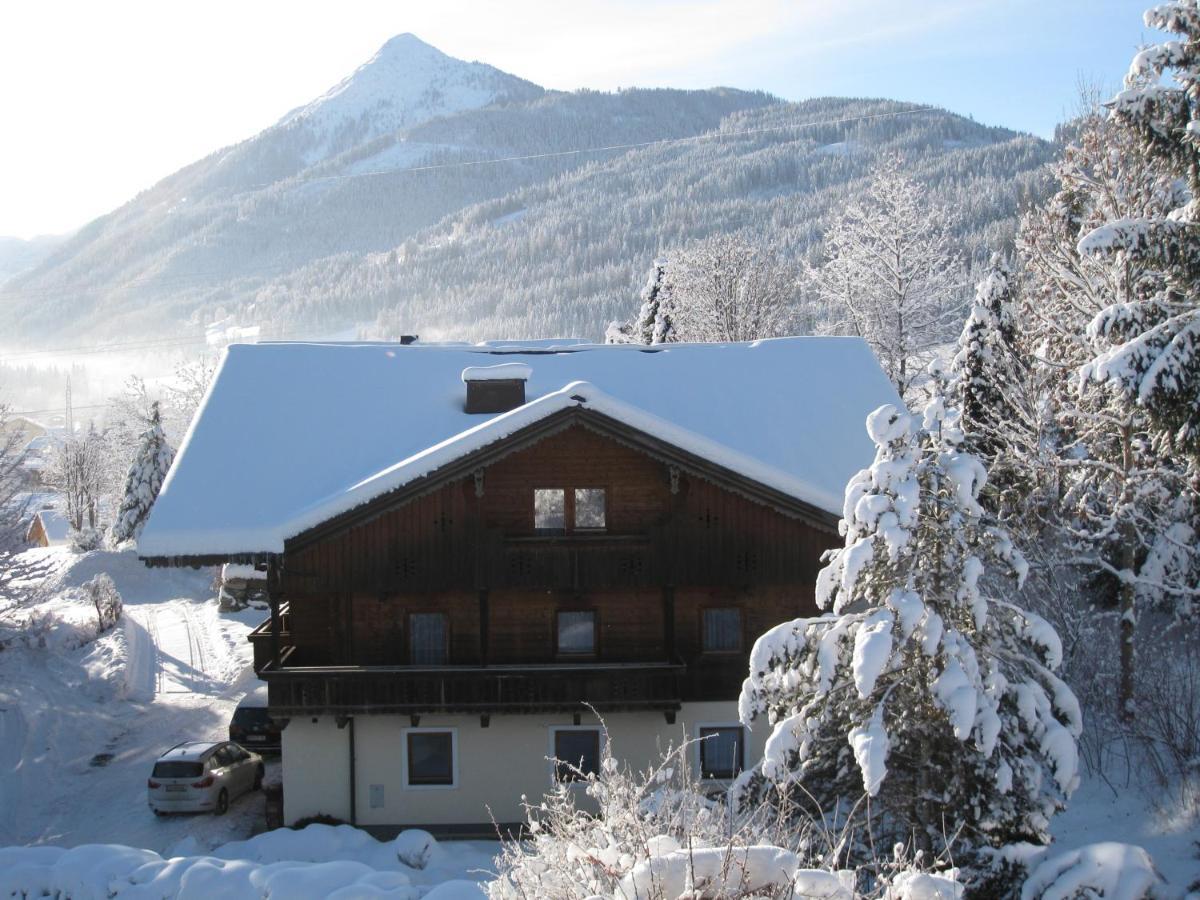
258,658 -> 685,716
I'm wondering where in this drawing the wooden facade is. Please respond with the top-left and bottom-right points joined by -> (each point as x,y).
250,421 -> 838,717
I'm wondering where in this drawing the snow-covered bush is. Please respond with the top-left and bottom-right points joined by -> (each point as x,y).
491,734 -> 821,899
489,730 -> 961,899
84,572 -> 122,633
70,526 -> 104,553
736,388 -> 1082,873
1020,842 -> 1167,900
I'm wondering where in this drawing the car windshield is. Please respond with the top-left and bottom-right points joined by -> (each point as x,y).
152,760 -> 204,779
232,707 -> 271,726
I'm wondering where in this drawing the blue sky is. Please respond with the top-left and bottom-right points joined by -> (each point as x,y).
0,0 -> 1158,237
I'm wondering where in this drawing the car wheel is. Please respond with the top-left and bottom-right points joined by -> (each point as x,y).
215,788 -> 229,816
154,810 -> 166,818
253,766 -> 264,791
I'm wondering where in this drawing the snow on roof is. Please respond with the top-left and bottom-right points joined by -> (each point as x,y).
34,509 -> 71,545
139,338 -> 900,558
461,362 -> 532,382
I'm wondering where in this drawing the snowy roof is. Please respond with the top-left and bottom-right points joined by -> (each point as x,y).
31,509 -> 71,545
139,338 -> 900,559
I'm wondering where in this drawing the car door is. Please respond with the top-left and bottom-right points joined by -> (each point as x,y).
212,745 -> 237,796
227,744 -> 253,796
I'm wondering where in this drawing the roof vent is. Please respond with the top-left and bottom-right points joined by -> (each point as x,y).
462,363 -> 532,414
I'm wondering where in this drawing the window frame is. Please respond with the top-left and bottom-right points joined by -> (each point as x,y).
700,606 -> 744,654
695,723 -> 746,781
407,611 -> 450,666
533,487 -> 568,534
402,727 -> 459,790
548,725 -> 605,784
571,487 -> 608,532
555,608 -> 598,657
531,485 -> 609,535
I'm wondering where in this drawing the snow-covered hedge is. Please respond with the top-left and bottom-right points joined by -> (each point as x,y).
0,825 -> 486,900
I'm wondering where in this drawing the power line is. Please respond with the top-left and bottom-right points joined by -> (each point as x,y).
0,104 -> 940,310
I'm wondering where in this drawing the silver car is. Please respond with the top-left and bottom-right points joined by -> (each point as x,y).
148,740 -> 264,816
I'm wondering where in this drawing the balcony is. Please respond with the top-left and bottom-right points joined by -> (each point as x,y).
258,653 -> 685,716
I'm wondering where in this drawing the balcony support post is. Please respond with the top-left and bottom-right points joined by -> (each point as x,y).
267,556 -> 283,670
662,586 -> 675,660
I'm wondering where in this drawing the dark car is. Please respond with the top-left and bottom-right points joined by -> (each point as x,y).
228,687 -> 281,752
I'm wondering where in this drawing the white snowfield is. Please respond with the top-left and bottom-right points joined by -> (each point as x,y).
139,337 -> 901,558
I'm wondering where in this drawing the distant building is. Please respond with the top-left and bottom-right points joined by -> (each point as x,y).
139,337 -> 899,834
26,508 -> 70,548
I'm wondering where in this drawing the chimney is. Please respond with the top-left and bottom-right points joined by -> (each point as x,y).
461,363 -> 532,413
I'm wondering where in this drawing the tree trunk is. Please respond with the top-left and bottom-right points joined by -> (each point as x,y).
1118,422 -> 1136,723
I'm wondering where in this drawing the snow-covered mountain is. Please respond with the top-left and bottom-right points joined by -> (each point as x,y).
0,37 -> 1054,344
0,234 -> 69,286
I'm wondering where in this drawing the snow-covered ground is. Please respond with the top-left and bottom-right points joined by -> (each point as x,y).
0,547 -> 268,852
1050,768 -> 1199,891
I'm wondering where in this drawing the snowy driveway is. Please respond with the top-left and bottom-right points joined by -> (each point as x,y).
0,549 -> 274,853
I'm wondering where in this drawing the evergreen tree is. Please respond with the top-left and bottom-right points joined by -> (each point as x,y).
1080,3 -> 1200,468
736,386 -> 1081,867
950,255 -> 1022,461
110,402 -> 174,545
635,257 -> 674,345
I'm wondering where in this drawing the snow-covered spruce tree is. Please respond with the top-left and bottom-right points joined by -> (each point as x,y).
1078,3 -> 1200,469
950,255 -> 1023,464
604,257 -> 677,345
735,389 -> 1081,870
110,402 -> 174,545
806,154 -> 963,402
637,256 -> 676,345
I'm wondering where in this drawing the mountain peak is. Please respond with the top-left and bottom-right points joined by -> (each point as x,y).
275,32 -> 537,160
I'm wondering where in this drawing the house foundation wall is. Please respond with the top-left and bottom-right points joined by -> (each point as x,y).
280,702 -> 767,829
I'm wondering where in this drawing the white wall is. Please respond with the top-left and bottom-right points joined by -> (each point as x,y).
284,702 -> 766,827
282,716 -> 351,824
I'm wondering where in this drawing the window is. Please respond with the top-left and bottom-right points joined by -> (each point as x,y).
698,726 -> 745,780
552,728 -> 602,782
573,488 -> 606,530
557,610 -> 596,655
702,608 -> 742,652
534,488 -> 566,533
533,487 -> 607,534
406,730 -> 456,787
409,613 -> 448,665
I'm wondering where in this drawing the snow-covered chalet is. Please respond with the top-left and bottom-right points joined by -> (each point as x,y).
139,337 -> 899,833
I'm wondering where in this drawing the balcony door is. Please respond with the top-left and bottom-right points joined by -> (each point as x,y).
409,612 -> 448,665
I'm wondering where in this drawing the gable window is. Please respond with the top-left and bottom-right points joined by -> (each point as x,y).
406,729 -> 456,787
702,608 -> 742,653
698,726 -> 745,780
557,610 -> 596,655
409,612 -> 448,665
552,727 -> 602,782
573,488 -> 606,530
534,488 -> 566,533
533,487 -> 607,534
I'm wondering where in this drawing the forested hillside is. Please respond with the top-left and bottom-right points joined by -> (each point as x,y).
0,36 -> 1055,344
